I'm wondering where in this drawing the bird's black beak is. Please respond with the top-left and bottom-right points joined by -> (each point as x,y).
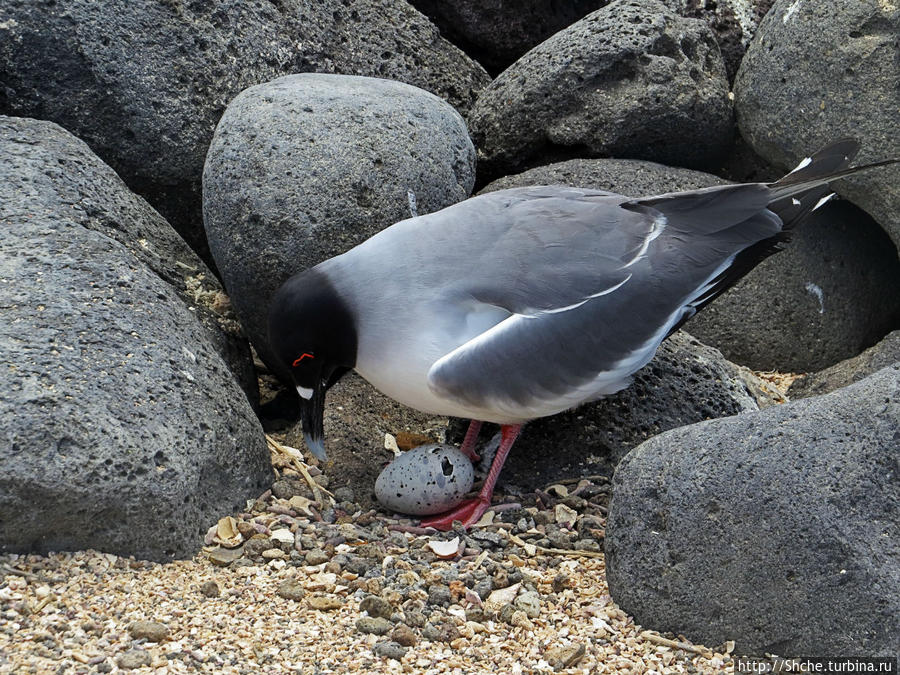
296,367 -> 350,461
297,381 -> 327,461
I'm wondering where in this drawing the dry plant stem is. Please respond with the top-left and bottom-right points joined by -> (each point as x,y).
508,533 -> 605,559
641,630 -> 712,657
544,474 -> 611,488
265,434 -> 334,510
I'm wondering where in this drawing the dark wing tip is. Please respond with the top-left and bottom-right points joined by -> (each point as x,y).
772,138 -> 860,188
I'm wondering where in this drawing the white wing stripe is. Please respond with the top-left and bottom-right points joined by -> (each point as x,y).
624,215 -> 667,268
531,274 -> 633,316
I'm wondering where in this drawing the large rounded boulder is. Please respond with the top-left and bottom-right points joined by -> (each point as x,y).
409,0 -> 606,74
734,0 -> 900,248
203,73 -> 476,369
468,0 -> 733,182
0,0 -> 488,254
686,199 -> 900,371
606,364 -> 900,656
0,116 -> 272,561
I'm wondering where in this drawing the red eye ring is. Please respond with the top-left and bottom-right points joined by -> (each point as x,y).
292,352 -> 315,367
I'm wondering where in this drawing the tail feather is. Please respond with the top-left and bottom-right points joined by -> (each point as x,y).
768,140 -> 898,228
662,139 -> 897,337
771,138 -> 860,188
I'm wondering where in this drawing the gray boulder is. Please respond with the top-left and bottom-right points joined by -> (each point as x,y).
0,116 -> 257,400
660,0 -> 770,82
0,116 -> 272,561
468,0 -> 732,182
734,0 -> 900,248
484,158 -> 900,372
408,0 -> 607,74
482,157 -> 729,197
686,200 -> 900,372
413,0 -> 767,81
606,365 -> 900,656
203,73 -> 476,370
789,330 -> 900,399
0,0 -> 488,254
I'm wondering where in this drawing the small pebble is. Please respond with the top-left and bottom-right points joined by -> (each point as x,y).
199,581 -> 220,598
305,548 -> 330,565
116,649 -> 152,670
465,607 -> 488,623
359,595 -> 393,619
473,579 -> 493,600
573,538 -> 601,552
421,621 -> 460,643
470,530 -> 502,547
207,547 -> 243,567
276,579 -> 306,601
510,609 -> 533,630
81,620 -> 104,635
547,530 -> 574,550
356,616 -> 392,635
394,431 -> 434,450
552,574 -> 570,593
514,590 -> 541,619
373,640 -> 408,660
404,608 -> 426,628
426,584 -> 451,607
270,528 -> 295,545
271,477 -> 308,500
332,486 -> 355,502
128,620 -> 168,642
545,643 -> 587,671
390,623 -> 418,647
236,521 -> 256,538
307,593 -> 344,611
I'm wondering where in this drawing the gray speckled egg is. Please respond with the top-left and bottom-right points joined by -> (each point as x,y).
375,444 -> 475,516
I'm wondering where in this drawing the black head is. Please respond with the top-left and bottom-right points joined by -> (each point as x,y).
267,268 -> 357,459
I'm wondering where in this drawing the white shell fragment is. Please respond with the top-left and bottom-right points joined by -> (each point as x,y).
426,536 -> 461,558
270,528 -> 295,545
374,444 -> 475,516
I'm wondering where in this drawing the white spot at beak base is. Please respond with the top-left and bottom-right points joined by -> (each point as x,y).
296,385 -> 314,400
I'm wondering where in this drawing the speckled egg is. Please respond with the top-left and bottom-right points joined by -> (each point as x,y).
374,444 -> 475,516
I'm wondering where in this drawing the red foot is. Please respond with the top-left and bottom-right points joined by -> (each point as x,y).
419,498 -> 490,531
421,424 -> 523,532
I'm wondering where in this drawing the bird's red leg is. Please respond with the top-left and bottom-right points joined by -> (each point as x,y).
458,420 -> 483,461
420,424 -> 522,531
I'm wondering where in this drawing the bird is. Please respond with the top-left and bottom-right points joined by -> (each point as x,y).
267,139 -> 898,530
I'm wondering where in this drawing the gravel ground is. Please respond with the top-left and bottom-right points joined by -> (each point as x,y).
1,438 -> 740,674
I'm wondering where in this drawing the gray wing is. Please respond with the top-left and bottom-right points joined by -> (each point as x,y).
427,183 -> 782,414
431,186 -> 651,315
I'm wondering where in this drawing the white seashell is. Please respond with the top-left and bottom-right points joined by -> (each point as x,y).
426,536 -> 461,558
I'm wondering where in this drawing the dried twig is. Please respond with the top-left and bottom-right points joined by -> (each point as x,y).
543,475 -> 610,490
265,434 -> 334,511
1,564 -> 39,581
640,631 -> 712,656
508,533 -> 604,559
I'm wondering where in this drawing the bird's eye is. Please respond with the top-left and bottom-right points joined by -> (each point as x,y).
292,352 -> 315,367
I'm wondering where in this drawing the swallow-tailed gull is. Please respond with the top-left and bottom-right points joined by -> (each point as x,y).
268,139 -> 897,529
